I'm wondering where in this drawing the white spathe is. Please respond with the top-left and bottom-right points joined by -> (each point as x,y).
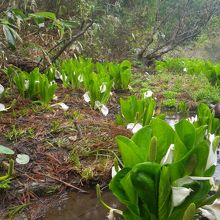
0,84 -> 4,94
100,83 -> 107,93
83,92 -> 91,103
206,133 -> 217,171
144,90 -> 153,98
78,74 -> 83,82
183,67 -> 188,72
60,74 -> 67,81
100,104 -> 109,116
58,103 -> 69,111
53,95 -> 58,101
95,101 -> 109,116
161,144 -> 174,165
172,186 -> 193,207
50,80 -> 56,85
24,80 -> 29,90
127,123 -> 143,134
188,115 -> 198,123
107,209 -> 123,220
111,166 -> 121,178
51,103 -> 69,111
0,103 -> 6,111
199,208 -> 216,220
55,70 -> 61,79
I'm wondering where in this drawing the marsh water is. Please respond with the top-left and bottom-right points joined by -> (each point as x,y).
43,190 -> 120,220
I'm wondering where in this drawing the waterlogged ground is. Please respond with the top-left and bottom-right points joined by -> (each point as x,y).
43,190 -> 121,220
0,86 -> 131,219
1,71 -> 220,219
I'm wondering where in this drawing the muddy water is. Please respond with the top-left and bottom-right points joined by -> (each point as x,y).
43,190 -> 121,220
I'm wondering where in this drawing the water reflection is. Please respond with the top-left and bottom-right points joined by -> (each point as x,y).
44,190 -> 120,220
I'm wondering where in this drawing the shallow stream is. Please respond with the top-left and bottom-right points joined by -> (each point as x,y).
43,190 -> 120,220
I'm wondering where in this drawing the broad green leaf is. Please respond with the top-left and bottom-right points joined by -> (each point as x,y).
29,12 -> 56,21
158,166 -> 171,220
109,167 -> 132,205
131,162 -> 161,216
116,136 -> 146,167
175,120 -> 196,150
192,141 -> 209,176
183,203 -> 196,220
0,145 -> 14,155
131,125 -> 152,155
151,118 -> 175,162
120,172 -> 140,216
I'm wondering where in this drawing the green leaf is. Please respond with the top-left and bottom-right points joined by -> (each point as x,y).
0,145 -> 14,155
158,166 -> 171,220
29,12 -> 56,21
183,203 -> 196,220
116,136 -> 147,167
131,125 -> 152,154
3,24 -> 16,47
109,168 -> 133,206
151,118 -> 175,162
175,120 -> 196,150
131,162 -> 161,217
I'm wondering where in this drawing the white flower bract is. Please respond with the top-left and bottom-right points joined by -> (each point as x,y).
55,70 -> 61,79
51,103 -> 69,111
78,74 -> 83,82
0,84 -> 4,94
161,144 -> 174,165
206,133 -> 217,171
0,103 -> 6,111
24,80 -> 29,90
188,115 -> 198,123
83,92 -> 90,103
127,123 -> 143,134
100,83 -> 107,93
58,103 -> 69,111
95,101 -> 109,116
111,166 -> 121,178
144,90 -> 153,98
172,186 -> 193,207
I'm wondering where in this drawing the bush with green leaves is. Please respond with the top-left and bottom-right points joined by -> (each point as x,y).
105,60 -> 132,90
156,58 -> 220,87
82,71 -> 112,116
193,103 -> 220,135
58,58 -> 131,91
59,58 -> 94,89
98,115 -> 220,219
13,68 -> 57,105
116,95 -> 156,131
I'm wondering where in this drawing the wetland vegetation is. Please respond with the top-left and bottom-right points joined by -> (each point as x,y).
1,1 -> 220,219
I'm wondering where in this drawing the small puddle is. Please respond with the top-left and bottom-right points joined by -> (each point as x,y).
43,190 -> 121,220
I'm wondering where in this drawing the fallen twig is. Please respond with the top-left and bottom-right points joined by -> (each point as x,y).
34,172 -> 87,193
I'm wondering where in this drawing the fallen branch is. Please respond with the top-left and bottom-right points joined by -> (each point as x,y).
35,172 -> 87,193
